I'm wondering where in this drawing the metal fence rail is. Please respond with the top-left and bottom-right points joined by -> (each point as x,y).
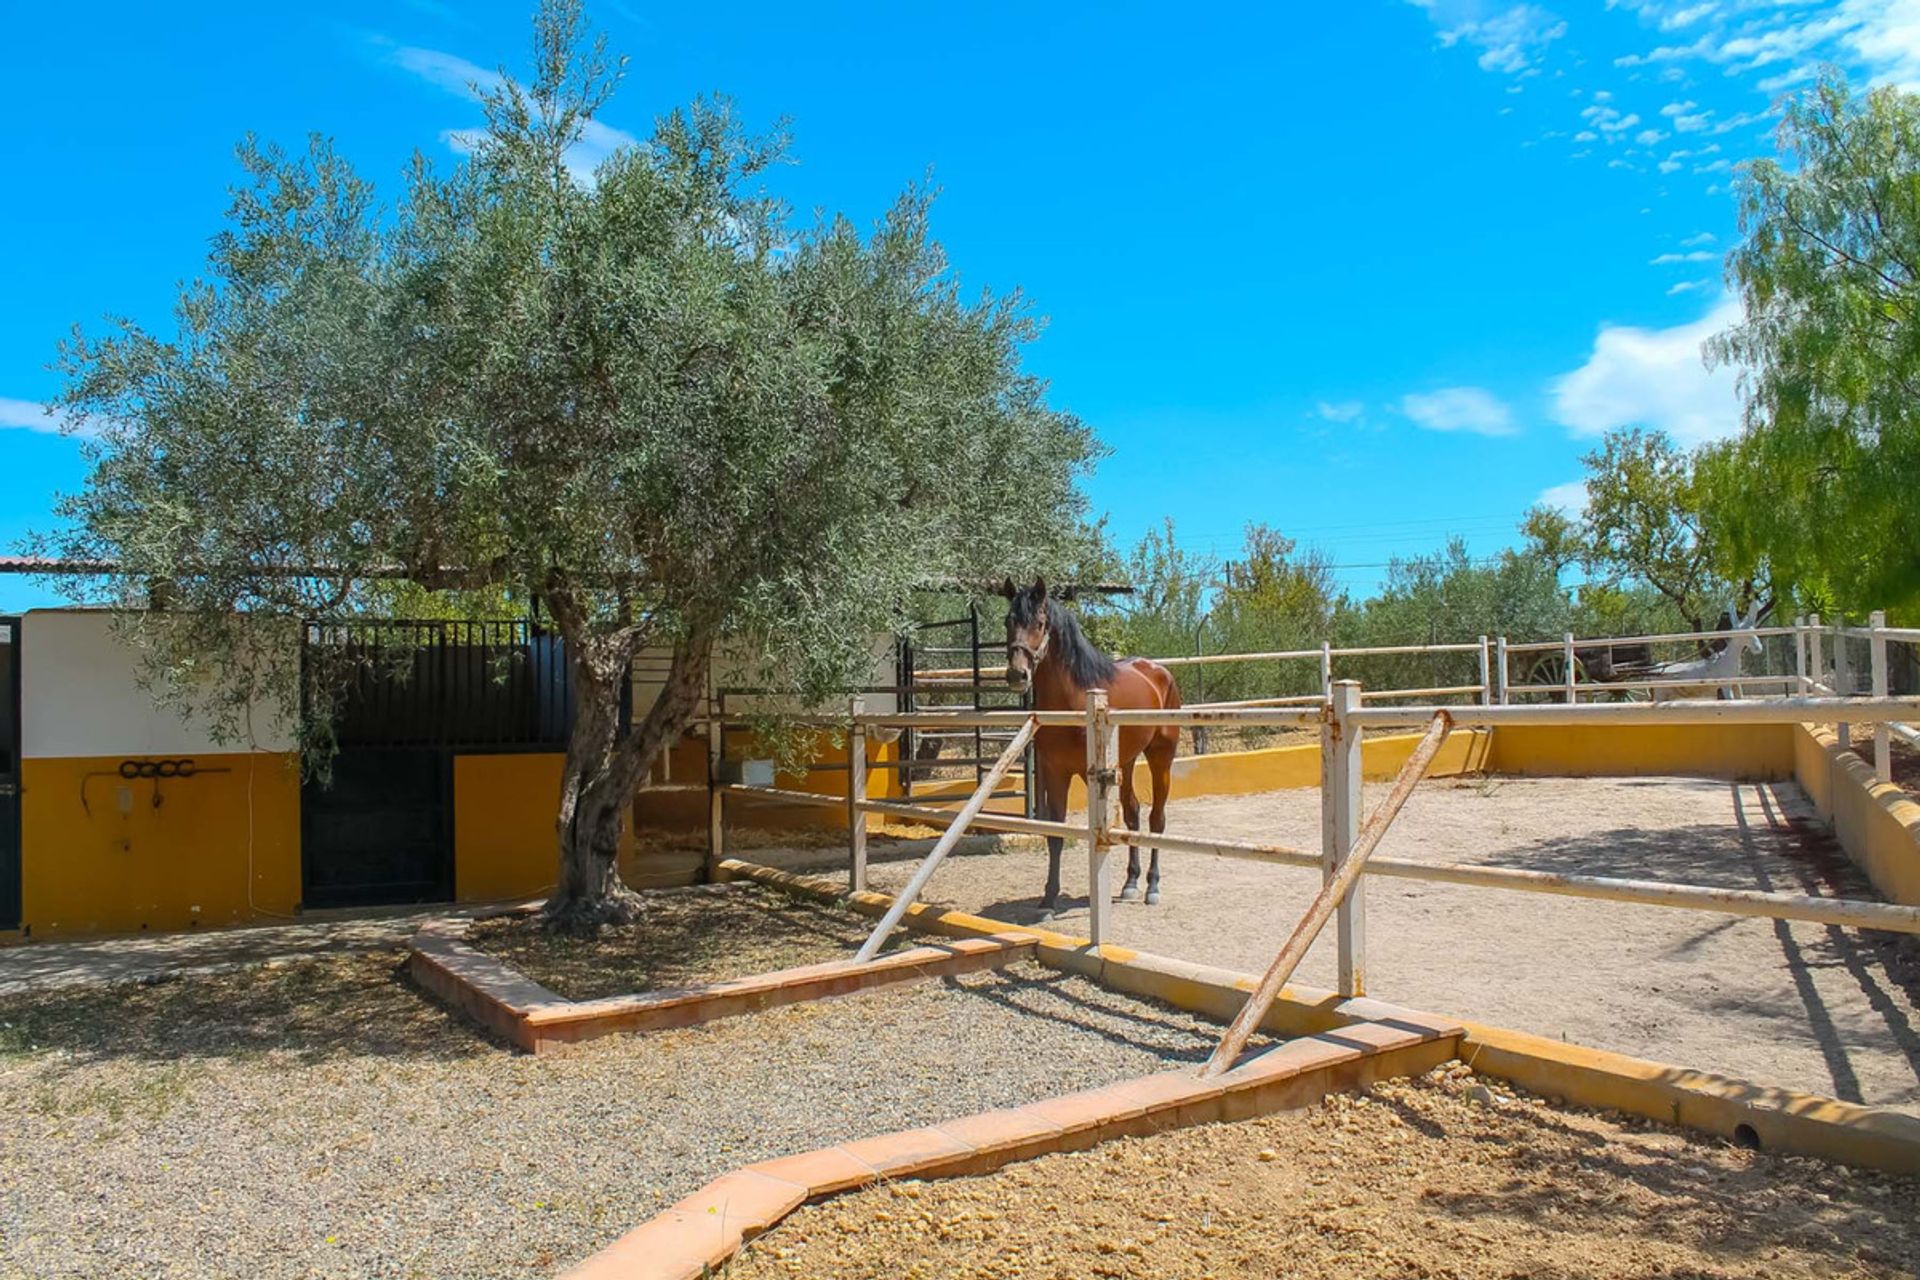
708,683 -> 1920,986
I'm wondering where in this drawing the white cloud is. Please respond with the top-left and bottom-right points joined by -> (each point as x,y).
1409,2 -> 1569,74
1314,400 -> 1366,423
1548,297 -> 1743,444
1398,386 -> 1518,436
391,46 -> 503,99
1613,0 -> 1920,92
1680,230 -> 1716,246
1650,249 -> 1716,263
1581,104 -> 1643,135
1667,278 -> 1712,294
1536,479 -> 1589,515
1635,127 -> 1669,144
0,397 -> 87,436
1574,129 -> 1599,141
390,41 -> 639,180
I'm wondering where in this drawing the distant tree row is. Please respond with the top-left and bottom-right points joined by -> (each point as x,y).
1071,71 -> 1920,685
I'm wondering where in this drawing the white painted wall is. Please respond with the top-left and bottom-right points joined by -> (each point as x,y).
630,633 -> 901,722
20,609 -> 297,758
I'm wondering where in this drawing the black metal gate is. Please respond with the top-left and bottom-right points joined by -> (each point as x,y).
301,748 -> 452,908
897,602 -> 1035,816
299,619 -> 579,909
0,618 -> 19,930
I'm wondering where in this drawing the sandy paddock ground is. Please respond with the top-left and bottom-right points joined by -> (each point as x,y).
850,775 -> 1920,1114
729,1064 -> 1920,1280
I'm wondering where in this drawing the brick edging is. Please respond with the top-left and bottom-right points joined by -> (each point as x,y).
561,1019 -> 1460,1279
406,903 -> 1036,1054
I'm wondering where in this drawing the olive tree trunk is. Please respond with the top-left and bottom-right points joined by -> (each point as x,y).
543,627 -> 709,932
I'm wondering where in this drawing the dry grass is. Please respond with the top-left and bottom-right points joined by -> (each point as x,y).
465,882 -> 910,1001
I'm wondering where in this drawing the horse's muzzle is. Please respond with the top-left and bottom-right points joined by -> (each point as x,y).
1006,667 -> 1031,692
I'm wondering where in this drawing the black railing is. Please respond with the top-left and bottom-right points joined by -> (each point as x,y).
302,618 -> 581,750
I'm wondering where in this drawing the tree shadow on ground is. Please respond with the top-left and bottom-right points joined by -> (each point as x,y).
466,881 -> 911,1001
0,950 -> 491,1068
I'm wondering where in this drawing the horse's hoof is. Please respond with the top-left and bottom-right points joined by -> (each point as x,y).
1118,883 -> 1138,902
1145,889 -> 1160,906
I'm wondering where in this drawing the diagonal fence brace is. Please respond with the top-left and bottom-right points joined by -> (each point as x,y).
853,715 -> 1040,964
1201,710 -> 1454,1077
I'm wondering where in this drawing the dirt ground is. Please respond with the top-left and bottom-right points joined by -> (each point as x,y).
1850,732 -> 1920,802
844,775 -> 1920,1114
468,882 -> 904,1000
728,1064 -> 1920,1280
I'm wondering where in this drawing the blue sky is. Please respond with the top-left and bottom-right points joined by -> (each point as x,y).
2,0 -> 1911,611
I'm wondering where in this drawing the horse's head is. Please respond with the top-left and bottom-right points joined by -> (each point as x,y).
999,575 -> 1051,692
1710,602 -> 1767,657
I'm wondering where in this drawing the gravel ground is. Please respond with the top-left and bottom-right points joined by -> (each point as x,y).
730,1063 -> 1920,1280
0,950 -> 1245,1279
843,775 -> 1920,1114
467,883 -> 907,1000
0,909 -> 458,997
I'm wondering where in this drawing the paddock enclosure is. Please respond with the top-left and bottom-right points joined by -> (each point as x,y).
857,774 -> 1920,1116
4,602 -> 1920,1279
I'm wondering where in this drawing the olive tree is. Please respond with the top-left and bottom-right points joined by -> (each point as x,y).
43,1 -> 1097,928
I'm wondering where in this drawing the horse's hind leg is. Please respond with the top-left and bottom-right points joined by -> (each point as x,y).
1144,735 -> 1175,905
1118,770 -> 1143,900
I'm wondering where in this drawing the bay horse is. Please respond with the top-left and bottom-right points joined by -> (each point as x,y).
999,578 -> 1181,914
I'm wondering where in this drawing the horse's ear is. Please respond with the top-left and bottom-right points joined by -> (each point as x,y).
1032,575 -> 1047,601
998,576 -> 1017,599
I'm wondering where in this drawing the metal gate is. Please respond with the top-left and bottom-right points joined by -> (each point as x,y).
897,602 -> 1035,816
0,618 -> 19,930
299,619 -> 580,909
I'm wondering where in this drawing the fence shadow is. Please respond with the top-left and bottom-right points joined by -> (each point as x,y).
940,964 -> 1230,1064
1486,781 -> 1920,1105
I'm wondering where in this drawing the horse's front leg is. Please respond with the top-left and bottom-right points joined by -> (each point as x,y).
1039,767 -> 1069,918
1118,774 -> 1143,901
1145,741 -> 1175,906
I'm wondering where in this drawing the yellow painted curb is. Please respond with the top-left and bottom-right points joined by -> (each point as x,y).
720,857 -> 1920,1174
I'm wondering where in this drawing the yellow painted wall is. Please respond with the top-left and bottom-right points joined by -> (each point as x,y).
449,731 -> 906,898
711,730 -> 900,833
1791,726 -> 1920,906
453,753 -> 674,900
908,728 -> 1494,809
19,752 -> 302,938
1485,722 -> 1794,781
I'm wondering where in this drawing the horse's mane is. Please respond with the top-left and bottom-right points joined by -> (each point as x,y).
1047,598 -> 1118,689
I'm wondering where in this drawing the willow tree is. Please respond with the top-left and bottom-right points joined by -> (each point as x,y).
44,0 -> 1097,928
1705,74 -> 1920,616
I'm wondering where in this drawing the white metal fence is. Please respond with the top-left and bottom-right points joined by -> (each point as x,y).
918,613 -> 1919,777
712,685 -> 1920,998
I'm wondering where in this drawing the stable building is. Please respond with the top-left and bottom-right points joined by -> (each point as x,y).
0,607 -> 903,941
